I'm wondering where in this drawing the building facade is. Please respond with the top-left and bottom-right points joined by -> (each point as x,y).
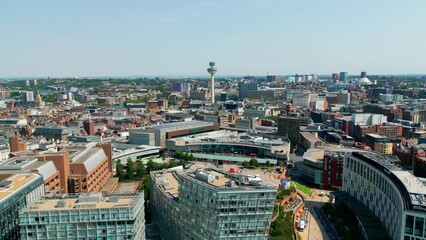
19,192 -> 145,240
322,153 -> 344,190
343,152 -> 426,239
278,116 -> 301,147
151,167 -> 277,240
239,82 -> 258,98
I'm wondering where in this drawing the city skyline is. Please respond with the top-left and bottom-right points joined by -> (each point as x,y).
1,0 -> 425,77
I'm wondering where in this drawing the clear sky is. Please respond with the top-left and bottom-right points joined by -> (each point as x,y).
0,0 -> 425,77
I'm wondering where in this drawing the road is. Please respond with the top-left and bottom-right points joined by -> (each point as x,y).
298,190 -> 333,240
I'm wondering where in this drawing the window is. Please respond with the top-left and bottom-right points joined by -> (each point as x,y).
415,217 -> 424,237
405,215 -> 414,234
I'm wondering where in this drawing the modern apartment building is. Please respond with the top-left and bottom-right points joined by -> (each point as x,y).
0,173 -> 44,240
150,167 -> 277,240
19,192 -> 145,240
343,152 -> 426,239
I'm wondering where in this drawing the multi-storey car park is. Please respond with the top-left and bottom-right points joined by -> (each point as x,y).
342,152 -> 426,240
150,166 -> 277,240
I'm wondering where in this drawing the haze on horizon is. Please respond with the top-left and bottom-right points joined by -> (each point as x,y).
0,0 -> 425,78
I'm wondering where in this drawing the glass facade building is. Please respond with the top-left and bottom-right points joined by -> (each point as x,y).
151,167 -> 277,240
19,192 -> 145,240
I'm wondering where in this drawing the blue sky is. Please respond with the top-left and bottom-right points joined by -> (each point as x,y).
0,0 -> 425,77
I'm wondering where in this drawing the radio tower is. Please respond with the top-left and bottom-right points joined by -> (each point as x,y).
207,62 -> 217,104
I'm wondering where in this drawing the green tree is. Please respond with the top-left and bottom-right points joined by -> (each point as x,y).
266,160 -> 271,167
146,158 -> 156,172
174,151 -> 183,159
142,176 -> 151,200
178,159 -> 185,167
135,160 -> 145,179
116,160 -> 126,181
249,158 -> 259,167
126,158 -> 135,180
168,161 -> 178,168
242,161 -> 250,168
188,153 -> 195,161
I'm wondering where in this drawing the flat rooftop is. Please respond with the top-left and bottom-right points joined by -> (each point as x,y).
151,167 -> 182,199
23,192 -> 141,212
0,157 -> 38,170
151,120 -> 214,130
182,168 -> 275,190
0,173 -> 41,202
113,145 -> 160,159
169,130 -> 288,147
300,132 -> 323,142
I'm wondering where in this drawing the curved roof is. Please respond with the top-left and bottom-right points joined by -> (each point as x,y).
358,77 -> 373,85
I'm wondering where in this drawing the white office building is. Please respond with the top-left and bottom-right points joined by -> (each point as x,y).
351,113 -> 387,126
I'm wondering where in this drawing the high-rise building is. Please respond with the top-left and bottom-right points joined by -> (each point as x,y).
278,116 -> 301,147
220,92 -> 227,101
19,192 -> 145,240
151,167 -> 277,240
0,173 -> 44,240
238,82 -> 258,98
266,75 -> 281,82
342,152 -> 426,239
22,91 -> 34,102
83,120 -> 95,135
33,79 -> 37,86
171,82 -> 191,93
331,73 -> 339,83
339,72 -> 348,82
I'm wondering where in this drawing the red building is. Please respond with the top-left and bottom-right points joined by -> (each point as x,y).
83,120 -> 95,135
322,153 -> 344,190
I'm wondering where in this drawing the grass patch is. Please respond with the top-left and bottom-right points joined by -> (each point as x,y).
291,182 -> 312,195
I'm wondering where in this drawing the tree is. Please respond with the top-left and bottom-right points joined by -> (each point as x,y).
146,158 -> 156,172
249,158 -> 259,167
266,160 -> 271,167
242,161 -> 250,168
188,153 -> 195,161
135,160 -> 145,179
126,158 -> 135,180
178,159 -> 185,167
116,160 -> 126,181
168,161 -> 178,168
141,176 -> 151,200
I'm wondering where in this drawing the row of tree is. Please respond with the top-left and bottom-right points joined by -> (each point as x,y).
116,157 -> 185,182
174,151 -> 195,161
241,158 -> 271,168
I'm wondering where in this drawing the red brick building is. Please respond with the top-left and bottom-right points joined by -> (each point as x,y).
322,153 -> 344,190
